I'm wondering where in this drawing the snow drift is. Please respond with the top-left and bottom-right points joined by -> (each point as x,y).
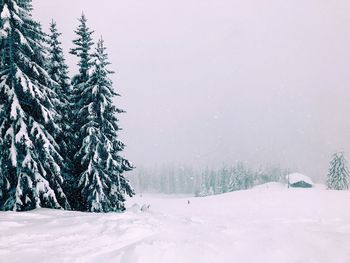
1,185 -> 350,263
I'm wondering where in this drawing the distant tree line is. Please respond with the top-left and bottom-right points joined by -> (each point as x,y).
131,151 -> 350,195
129,164 -> 289,196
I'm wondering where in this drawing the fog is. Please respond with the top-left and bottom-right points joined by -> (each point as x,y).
32,0 -> 350,181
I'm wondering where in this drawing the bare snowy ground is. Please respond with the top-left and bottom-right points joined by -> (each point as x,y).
1,183 -> 350,263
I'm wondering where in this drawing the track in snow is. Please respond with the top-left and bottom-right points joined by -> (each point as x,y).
1,183 -> 350,263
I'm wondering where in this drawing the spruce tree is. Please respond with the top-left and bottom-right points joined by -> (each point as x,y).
70,13 -> 94,83
327,152 -> 349,190
0,0 -> 70,211
69,13 -> 94,208
75,38 -> 134,212
47,20 -> 73,162
46,20 -> 76,201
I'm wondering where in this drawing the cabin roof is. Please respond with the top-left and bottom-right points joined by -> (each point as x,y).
287,173 -> 313,185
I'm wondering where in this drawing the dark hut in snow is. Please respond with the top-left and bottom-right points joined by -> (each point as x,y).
287,173 -> 313,188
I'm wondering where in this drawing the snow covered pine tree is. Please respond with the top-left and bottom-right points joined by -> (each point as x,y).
0,0 -> 70,211
46,20 -> 75,201
74,38 -> 134,212
47,20 -> 73,164
68,14 -> 94,210
327,152 -> 349,190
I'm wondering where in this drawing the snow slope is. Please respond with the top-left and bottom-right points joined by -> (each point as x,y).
1,186 -> 350,263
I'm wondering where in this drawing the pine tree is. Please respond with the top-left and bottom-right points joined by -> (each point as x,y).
220,165 -> 229,193
0,0 -> 70,211
46,21 -> 73,163
68,14 -> 95,208
327,152 -> 349,190
70,13 -> 94,83
46,20 -> 76,202
74,38 -> 134,212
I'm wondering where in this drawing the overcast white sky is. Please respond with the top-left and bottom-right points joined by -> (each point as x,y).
32,0 -> 350,180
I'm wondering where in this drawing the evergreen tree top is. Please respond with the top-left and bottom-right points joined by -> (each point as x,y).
70,13 -> 94,81
49,20 -> 62,44
47,20 -> 70,89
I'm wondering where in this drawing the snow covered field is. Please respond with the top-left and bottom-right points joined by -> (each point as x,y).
1,183 -> 350,263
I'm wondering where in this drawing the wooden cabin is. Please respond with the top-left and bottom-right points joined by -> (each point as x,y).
287,173 -> 313,188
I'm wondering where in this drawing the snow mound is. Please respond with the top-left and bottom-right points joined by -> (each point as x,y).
2,187 -> 350,263
287,173 -> 313,185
